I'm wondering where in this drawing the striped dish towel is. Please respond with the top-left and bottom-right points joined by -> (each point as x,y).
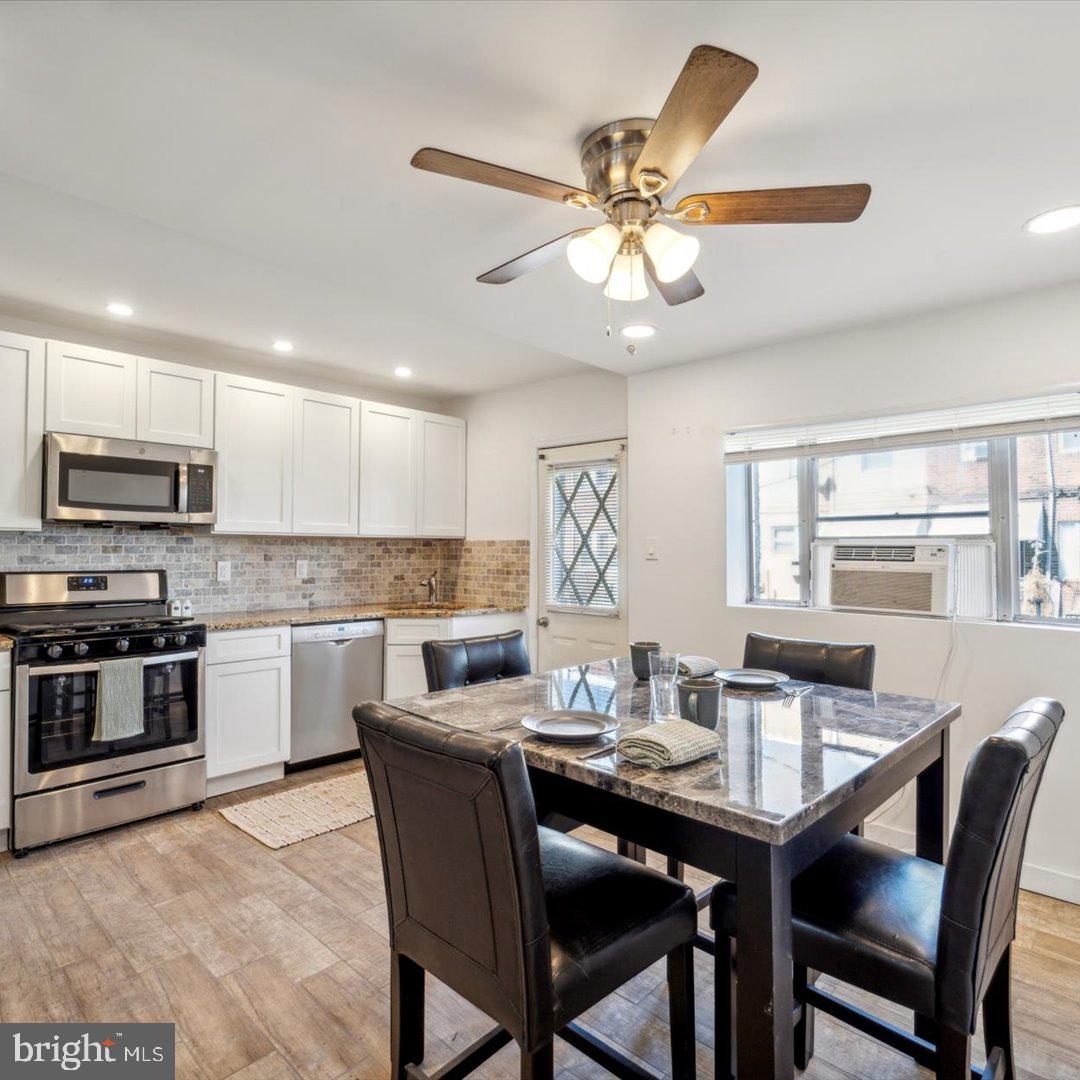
617,720 -> 722,769
678,655 -> 719,677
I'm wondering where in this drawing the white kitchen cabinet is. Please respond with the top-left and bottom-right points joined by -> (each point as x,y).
205,653 -> 291,780
384,644 -> 429,699
359,401 -> 418,536
214,373 -> 294,534
0,332 -> 45,531
136,357 -> 214,447
417,411 -> 466,537
293,388 -> 360,535
46,340 -> 139,439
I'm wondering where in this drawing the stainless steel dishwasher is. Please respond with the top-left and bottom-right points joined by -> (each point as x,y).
289,620 -> 384,766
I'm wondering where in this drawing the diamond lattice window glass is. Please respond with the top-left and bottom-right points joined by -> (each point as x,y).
544,461 -> 620,613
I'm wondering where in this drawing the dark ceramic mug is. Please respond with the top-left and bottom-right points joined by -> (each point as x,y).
677,676 -> 723,728
629,641 -> 661,680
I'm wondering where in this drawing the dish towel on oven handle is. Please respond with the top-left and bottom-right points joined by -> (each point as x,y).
616,719 -> 722,769
93,656 -> 145,742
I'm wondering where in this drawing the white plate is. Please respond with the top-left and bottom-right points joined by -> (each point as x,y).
715,668 -> 788,689
521,710 -> 619,743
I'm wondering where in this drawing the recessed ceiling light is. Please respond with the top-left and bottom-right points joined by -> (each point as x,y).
620,324 -> 657,339
272,340 -> 294,353
394,366 -> 412,378
106,302 -> 134,317
1023,205 -> 1080,235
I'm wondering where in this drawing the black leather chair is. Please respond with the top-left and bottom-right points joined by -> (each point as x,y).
353,700 -> 698,1079
422,630 -> 531,692
743,631 -> 876,691
711,697 -> 1065,1080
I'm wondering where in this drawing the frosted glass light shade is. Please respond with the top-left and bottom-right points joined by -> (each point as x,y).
566,223 -> 621,283
642,222 -> 700,282
603,252 -> 649,301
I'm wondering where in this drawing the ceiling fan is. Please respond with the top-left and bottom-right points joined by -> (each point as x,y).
411,45 -> 870,306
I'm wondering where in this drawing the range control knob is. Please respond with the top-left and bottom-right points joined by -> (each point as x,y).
46,644 -> 64,660
173,633 -> 188,647
152,635 -> 167,649
115,638 -> 130,653
73,642 -> 90,657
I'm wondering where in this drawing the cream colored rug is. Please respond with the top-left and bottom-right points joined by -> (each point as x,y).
220,771 -> 375,849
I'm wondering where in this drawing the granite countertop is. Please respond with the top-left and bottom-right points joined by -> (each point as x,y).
389,655 -> 960,845
0,636 -> 10,652
202,602 -> 525,631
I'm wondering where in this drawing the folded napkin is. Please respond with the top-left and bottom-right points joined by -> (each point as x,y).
617,720 -> 722,769
678,655 -> 719,678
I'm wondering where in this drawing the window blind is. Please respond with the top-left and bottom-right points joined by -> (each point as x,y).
543,458 -> 620,613
725,391 -> 1080,463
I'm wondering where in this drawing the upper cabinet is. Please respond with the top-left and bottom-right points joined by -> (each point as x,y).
0,332 -> 45,531
136,357 -> 214,447
417,411 -> 466,537
292,388 -> 360,535
46,341 -> 138,439
214,373 -> 294,534
359,401 -> 419,536
45,342 -> 214,448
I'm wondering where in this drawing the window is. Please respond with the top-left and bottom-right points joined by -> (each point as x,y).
726,399 -> 1080,624
817,442 -> 990,538
544,460 -> 620,613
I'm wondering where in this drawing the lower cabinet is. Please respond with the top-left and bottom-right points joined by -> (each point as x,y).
204,629 -> 290,785
384,644 -> 428,699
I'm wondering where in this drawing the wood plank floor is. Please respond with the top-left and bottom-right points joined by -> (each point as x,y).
1,760 -> 1078,1079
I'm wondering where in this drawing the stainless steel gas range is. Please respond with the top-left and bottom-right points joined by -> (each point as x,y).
0,570 -> 206,855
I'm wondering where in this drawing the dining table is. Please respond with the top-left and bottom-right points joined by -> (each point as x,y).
389,656 -> 960,1080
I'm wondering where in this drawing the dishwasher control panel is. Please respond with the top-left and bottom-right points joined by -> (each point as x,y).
291,620 -> 385,644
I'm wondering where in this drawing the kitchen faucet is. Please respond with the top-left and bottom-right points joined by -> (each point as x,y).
420,570 -> 438,604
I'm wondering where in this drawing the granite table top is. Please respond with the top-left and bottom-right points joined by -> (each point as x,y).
388,656 -> 960,845
202,602 -> 525,631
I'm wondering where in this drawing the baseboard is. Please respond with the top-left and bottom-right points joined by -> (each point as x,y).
864,822 -> 1080,906
207,763 -> 284,798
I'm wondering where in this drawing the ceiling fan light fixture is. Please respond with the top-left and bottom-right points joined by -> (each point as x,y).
643,221 -> 701,283
604,252 -> 649,302
567,223 -> 621,283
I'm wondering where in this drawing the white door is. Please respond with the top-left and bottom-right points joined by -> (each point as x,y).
417,412 -> 466,537
384,645 -> 429,699
214,373 -> 294,533
359,401 -> 418,536
45,341 -> 138,438
0,331 -> 45,531
537,440 -> 628,671
204,656 -> 291,778
293,388 -> 360,535
136,357 -> 215,447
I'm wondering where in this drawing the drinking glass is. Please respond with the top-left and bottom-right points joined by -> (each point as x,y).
648,651 -> 681,721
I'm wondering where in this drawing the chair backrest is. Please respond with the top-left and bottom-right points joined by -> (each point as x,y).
422,630 -> 531,692
353,701 -> 553,1049
936,697 -> 1065,1032
743,631 -> 876,690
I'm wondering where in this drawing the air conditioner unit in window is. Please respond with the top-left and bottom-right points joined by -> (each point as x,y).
811,539 -> 996,618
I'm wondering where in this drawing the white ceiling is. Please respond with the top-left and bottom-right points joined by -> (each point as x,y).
1,1 -> 1079,394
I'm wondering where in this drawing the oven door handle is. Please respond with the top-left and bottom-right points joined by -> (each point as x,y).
27,650 -> 199,675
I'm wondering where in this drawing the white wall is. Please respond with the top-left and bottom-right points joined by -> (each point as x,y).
628,279 -> 1080,904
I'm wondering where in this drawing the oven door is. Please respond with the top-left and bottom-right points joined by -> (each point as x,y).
44,433 -> 200,524
14,650 -> 205,794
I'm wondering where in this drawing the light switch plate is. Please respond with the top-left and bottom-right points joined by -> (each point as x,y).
216,560 -> 231,583
296,559 -> 309,580
645,536 -> 659,561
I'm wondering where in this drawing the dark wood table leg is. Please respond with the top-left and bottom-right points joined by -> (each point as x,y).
734,836 -> 794,1080
914,727 -> 950,1043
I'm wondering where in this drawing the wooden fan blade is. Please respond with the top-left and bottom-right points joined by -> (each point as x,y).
477,229 -> 592,284
631,46 -> 758,193
675,184 -> 872,224
412,148 -> 596,207
643,252 -> 705,306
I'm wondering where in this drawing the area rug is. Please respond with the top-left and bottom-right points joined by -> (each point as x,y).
219,770 -> 375,849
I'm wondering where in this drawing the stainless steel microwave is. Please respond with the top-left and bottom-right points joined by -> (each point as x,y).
44,433 -> 217,525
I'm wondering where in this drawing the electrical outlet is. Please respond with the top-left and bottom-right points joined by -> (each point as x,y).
217,560 -> 231,584
296,559 -> 309,580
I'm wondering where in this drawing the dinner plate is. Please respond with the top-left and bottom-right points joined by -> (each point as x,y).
521,710 -> 619,743
715,668 -> 788,689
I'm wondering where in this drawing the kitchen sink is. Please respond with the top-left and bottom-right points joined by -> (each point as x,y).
383,601 -> 470,611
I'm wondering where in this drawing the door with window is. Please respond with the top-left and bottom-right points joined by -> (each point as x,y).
537,440 -> 628,671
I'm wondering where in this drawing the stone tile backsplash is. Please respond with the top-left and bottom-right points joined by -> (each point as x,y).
0,525 -> 529,613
